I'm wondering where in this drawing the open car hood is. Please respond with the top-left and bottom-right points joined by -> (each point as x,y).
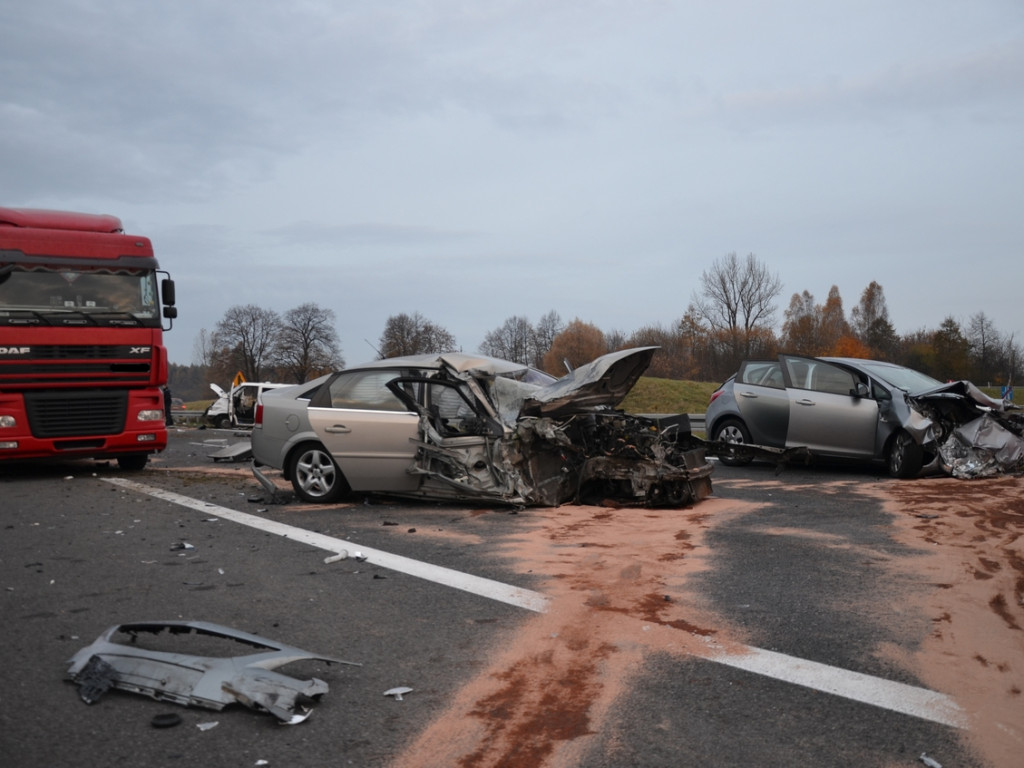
521,347 -> 657,418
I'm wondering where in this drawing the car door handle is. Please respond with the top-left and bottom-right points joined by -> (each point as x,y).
738,391 -> 758,398
324,425 -> 352,434
795,398 -> 815,406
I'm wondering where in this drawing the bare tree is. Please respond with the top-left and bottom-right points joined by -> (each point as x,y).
378,312 -> 457,358
192,328 -> 213,367
274,303 -> 344,383
211,304 -> 282,381
690,252 -> 782,364
966,311 -> 1000,384
479,316 -> 534,364
532,310 -> 564,368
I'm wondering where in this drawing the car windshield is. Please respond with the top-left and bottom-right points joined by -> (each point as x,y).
854,362 -> 943,394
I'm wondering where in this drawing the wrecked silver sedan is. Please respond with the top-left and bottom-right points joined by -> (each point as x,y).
251,347 -> 712,507
706,355 -> 1024,478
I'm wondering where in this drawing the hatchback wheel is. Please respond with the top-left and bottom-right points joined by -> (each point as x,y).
712,418 -> 754,466
888,430 -> 923,478
289,443 -> 348,503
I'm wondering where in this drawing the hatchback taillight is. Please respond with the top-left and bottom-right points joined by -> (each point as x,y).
709,390 -> 723,404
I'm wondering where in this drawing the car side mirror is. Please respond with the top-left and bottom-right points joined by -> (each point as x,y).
851,382 -> 869,398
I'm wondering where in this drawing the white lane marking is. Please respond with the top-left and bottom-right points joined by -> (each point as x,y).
106,477 -> 966,729
706,645 -> 966,728
104,478 -> 549,613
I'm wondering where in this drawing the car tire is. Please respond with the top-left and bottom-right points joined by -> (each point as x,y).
289,443 -> 349,503
712,418 -> 754,466
211,415 -> 229,429
888,430 -> 923,478
117,454 -> 148,471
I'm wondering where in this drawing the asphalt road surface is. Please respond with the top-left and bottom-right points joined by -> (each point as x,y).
1,427 -> 1015,768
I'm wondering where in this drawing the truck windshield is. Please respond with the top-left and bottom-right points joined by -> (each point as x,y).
0,265 -> 161,326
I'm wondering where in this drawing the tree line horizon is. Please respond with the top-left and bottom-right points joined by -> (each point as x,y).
170,252 -> 1019,400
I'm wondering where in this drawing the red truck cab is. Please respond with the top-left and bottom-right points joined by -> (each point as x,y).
0,208 -> 177,469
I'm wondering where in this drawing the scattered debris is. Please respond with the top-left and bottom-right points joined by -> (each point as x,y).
919,753 -> 942,768
323,551 -> 349,564
384,686 -> 413,701
207,440 -> 254,463
196,721 -> 219,731
151,713 -> 182,728
66,621 -> 360,724
170,542 -> 195,551
250,463 -> 291,505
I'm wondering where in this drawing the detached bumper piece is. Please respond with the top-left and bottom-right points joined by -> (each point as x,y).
66,621 -> 357,724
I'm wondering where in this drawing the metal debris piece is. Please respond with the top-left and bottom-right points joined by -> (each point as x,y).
207,440 -> 253,462
323,551 -> 349,564
383,686 -> 413,701
919,753 -> 942,768
66,621 -> 359,724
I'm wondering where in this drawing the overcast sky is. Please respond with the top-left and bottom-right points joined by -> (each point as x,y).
4,1 -> 1022,367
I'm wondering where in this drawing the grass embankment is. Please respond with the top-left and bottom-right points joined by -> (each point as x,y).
619,378 -> 719,414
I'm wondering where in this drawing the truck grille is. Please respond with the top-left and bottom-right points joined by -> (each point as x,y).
24,390 -> 128,438
0,345 -> 153,387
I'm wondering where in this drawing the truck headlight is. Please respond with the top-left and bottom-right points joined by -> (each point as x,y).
0,415 -> 16,428
138,410 -> 164,422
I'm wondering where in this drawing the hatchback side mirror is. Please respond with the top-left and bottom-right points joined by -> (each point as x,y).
852,382 -> 870,398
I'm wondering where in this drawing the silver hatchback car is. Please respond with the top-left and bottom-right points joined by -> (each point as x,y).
251,347 -> 713,507
705,355 -> 1023,478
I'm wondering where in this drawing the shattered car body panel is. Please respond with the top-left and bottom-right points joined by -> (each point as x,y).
66,621 -> 356,724
252,347 -> 713,507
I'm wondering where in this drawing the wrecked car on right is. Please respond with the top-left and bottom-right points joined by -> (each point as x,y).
706,355 -> 1023,478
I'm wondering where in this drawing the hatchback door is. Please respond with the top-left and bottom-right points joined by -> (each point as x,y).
306,368 -> 420,492
780,356 -> 878,457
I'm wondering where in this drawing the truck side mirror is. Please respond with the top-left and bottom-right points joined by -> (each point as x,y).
161,278 -> 176,306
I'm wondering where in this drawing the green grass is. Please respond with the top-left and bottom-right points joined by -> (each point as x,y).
619,377 -> 720,414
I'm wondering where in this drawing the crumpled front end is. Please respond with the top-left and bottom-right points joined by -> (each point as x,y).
904,382 -> 1024,479
508,412 -> 713,507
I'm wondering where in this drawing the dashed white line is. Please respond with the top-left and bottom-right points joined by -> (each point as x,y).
105,477 -> 966,729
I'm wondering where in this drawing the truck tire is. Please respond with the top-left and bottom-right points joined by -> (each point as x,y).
117,454 -> 148,471
289,443 -> 348,503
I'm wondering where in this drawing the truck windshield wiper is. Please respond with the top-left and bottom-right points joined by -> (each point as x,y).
38,309 -> 100,326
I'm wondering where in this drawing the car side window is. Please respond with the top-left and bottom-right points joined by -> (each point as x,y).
738,361 -> 784,389
807,362 -> 858,396
325,370 -> 410,412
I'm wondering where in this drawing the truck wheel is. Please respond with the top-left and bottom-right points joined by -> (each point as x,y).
888,430 -> 923,478
289,443 -> 348,503
211,415 -> 228,429
711,418 -> 754,466
117,454 -> 148,471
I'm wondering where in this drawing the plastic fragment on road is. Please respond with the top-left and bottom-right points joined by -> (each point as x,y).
66,620 -> 359,724
919,753 -> 942,768
384,686 -> 413,701
324,550 -> 349,564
